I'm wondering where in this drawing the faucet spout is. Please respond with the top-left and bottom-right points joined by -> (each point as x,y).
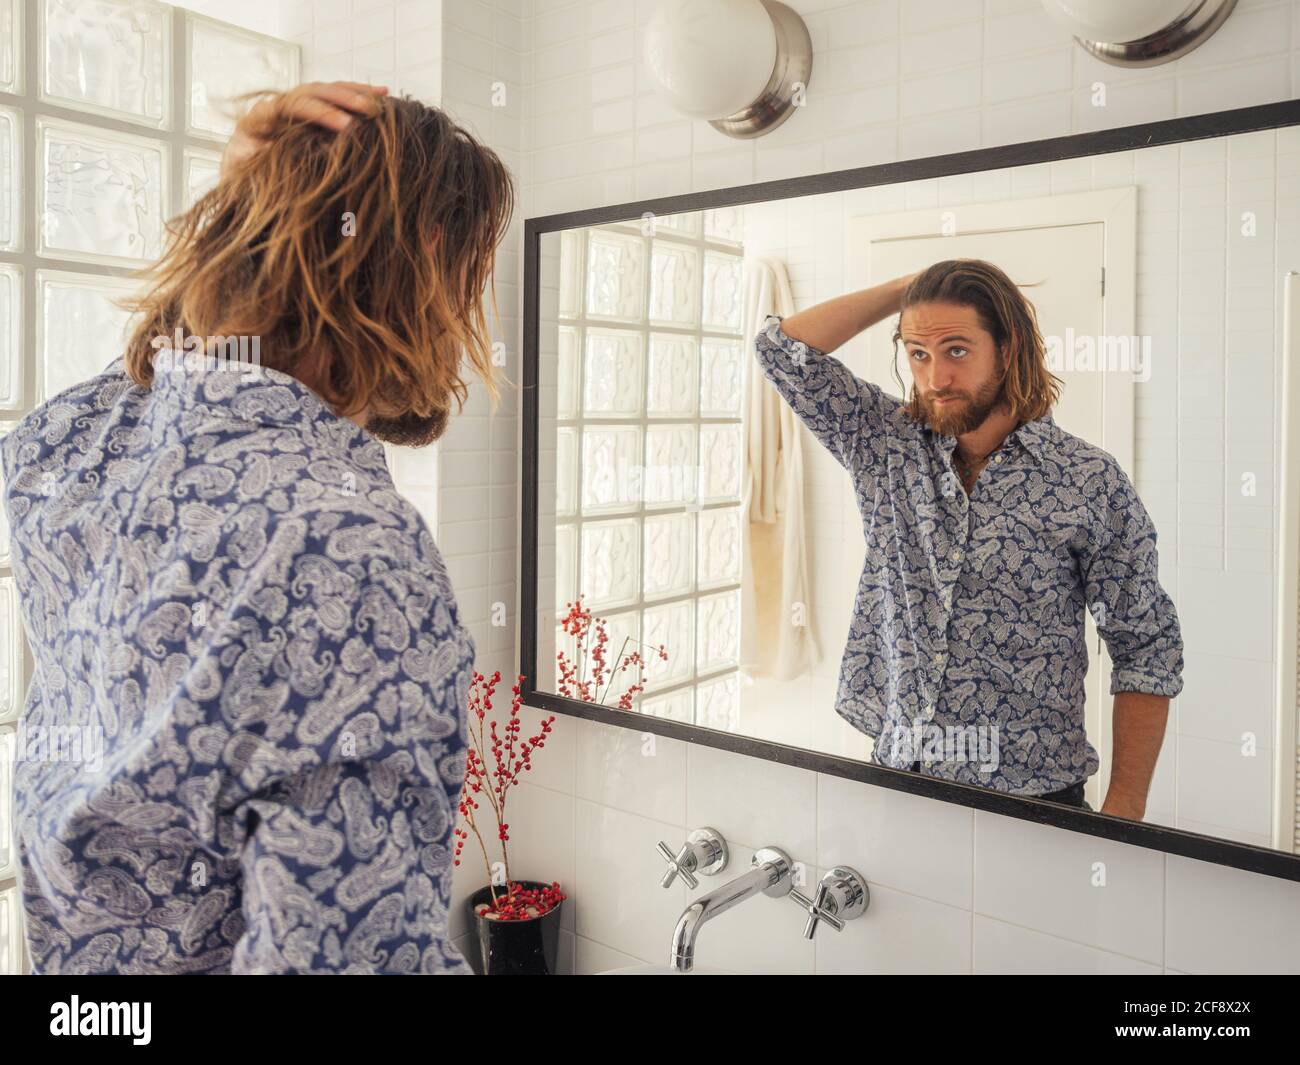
669,846 -> 793,972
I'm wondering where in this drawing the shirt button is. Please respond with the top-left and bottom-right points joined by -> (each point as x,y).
952,548 -> 964,562
993,454 -> 1002,464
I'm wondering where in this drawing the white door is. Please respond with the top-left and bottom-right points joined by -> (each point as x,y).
848,217 -> 1131,807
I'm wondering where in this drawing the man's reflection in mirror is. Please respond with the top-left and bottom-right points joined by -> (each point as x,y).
753,259 -> 1183,820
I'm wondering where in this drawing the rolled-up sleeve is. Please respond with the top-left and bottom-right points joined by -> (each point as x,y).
753,314 -> 891,473
1081,466 -> 1184,697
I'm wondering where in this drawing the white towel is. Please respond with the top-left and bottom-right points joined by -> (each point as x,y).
739,257 -> 819,680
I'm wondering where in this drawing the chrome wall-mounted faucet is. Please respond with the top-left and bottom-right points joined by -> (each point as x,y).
671,846 -> 796,972
657,828 -> 871,971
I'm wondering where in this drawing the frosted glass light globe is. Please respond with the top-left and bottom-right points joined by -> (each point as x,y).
1039,0 -> 1196,43
643,0 -> 778,121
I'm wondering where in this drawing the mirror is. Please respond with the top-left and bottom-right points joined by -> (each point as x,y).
527,116 -> 1300,862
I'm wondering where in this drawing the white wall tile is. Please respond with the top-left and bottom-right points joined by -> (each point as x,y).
1166,855 -> 1300,973
574,718 -> 687,824
816,879 -> 972,974
973,811 -> 1166,962
684,744 -> 817,857
574,934 -> 642,974
973,915 -> 1163,974
572,799 -> 690,960
818,773 -> 974,910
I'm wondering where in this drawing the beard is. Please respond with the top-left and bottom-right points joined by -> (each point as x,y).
363,404 -> 449,447
916,371 -> 1005,436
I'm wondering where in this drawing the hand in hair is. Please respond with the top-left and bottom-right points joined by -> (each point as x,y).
779,272 -> 918,355
220,81 -> 390,180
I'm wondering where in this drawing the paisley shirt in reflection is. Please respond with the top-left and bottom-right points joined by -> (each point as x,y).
0,348 -> 474,974
755,315 -> 1184,794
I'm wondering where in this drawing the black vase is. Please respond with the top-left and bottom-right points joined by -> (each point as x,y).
468,881 -> 563,975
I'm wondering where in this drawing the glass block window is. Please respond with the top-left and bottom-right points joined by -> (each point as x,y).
0,883 -> 18,975
37,268 -> 139,394
553,210 -> 745,725
182,144 -> 221,208
0,727 -> 12,878
0,106 -> 18,251
0,0 -> 299,403
40,0 -> 170,125
0,0 -> 20,97
0,687 -> 14,975
187,16 -> 297,138
0,0 -> 300,976
36,114 -> 168,265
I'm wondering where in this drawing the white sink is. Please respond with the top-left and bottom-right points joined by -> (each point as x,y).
598,964 -> 733,975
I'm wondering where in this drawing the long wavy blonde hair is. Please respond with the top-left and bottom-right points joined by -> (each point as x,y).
123,92 -> 514,431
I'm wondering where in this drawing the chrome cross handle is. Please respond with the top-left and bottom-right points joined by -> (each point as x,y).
655,827 -> 729,889
789,865 -> 869,939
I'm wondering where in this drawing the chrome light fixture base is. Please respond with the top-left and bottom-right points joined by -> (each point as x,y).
709,0 -> 813,140
1075,0 -> 1237,68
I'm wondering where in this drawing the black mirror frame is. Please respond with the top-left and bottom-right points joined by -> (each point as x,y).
520,97 -> 1300,884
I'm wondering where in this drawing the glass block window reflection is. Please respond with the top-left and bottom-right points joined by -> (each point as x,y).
0,0 -> 301,970
554,210 -> 746,726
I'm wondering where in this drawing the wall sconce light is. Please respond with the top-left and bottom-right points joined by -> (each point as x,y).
1040,0 -> 1238,66
643,0 -> 813,139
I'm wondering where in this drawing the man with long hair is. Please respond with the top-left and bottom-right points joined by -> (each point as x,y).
1,83 -> 513,973
755,260 -> 1183,818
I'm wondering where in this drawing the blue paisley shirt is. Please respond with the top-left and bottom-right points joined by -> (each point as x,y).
0,347 -> 474,973
755,315 -> 1184,794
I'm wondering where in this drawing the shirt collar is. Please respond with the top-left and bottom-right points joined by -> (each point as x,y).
1004,411 -> 1055,465
137,347 -> 387,467
929,410 -> 1055,466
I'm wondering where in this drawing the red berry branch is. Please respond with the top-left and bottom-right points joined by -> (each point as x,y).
453,669 -> 564,920
555,595 -> 668,710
